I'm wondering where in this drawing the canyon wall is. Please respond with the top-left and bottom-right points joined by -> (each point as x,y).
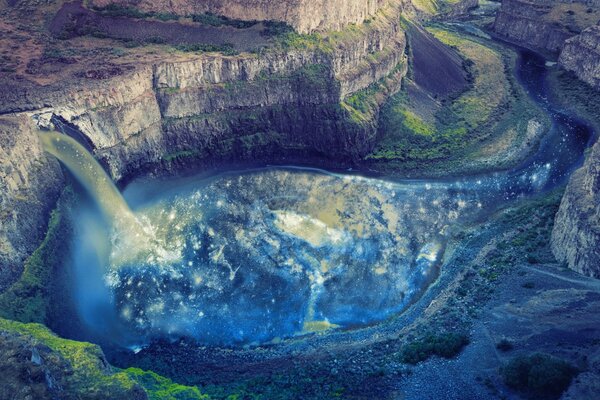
559,25 -> 600,89
89,0 -> 389,33
552,139 -> 600,278
492,0 -> 576,53
0,115 -> 64,291
0,1 -> 407,286
493,0 -> 600,54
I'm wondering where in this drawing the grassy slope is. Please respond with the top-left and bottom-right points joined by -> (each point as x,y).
366,25 -> 546,174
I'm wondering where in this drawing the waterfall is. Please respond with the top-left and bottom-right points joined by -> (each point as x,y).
39,131 -> 133,225
38,130 -> 180,270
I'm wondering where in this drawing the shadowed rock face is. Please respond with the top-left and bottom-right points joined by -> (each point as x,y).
552,139 -> 600,278
405,23 -> 469,99
559,25 -> 600,90
0,116 -> 64,291
89,0 -> 389,33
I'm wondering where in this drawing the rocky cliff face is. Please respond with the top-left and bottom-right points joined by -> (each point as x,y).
492,0 -> 575,53
0,115 -> 64,291
559,25 -> 600,89
90,0 -> 389,34
0,1 -> 407,286
552,139 -> 600,278
492,0 -> 600,54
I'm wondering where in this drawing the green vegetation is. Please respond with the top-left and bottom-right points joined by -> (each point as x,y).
501,353 -> 578,398
368,25 -> 547,175
163,150 -> 200,162
399,332 -> 470,364
476,190 -> 561,284
0,318 -> 211,399
126,368 -> 210,400
0,189 -> 73,323
94,4 -> 179,21
175,43 -> 238,56
273,31 -> 333,53
191,12 -> 256,29
369,27 -> 505,161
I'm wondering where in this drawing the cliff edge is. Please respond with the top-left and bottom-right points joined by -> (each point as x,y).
552,139 -> 600,278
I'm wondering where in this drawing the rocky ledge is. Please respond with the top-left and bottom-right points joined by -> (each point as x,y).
552,138 -> 600,278
89,0 -> 388,34
492,0 -> 600,53
559,25 -> 600,89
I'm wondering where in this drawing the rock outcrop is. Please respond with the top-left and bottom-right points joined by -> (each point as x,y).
552,139 -> 600,278
559,25 -> 600,89
0,115 -> 64,291
493,0 -> 575,53
492,0 -> 600,53
90,0 -> 389,34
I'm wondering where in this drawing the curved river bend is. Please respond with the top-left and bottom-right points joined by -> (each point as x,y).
53,50 -> 593,348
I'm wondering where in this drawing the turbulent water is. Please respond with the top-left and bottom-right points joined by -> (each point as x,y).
41,51 -> 593,348
71,169 -> 467,346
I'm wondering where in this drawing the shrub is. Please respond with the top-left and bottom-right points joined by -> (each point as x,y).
501,353 -> 578,398
191,12 -> 255,29
175,43 -> 238,56
399,332 -> 470,364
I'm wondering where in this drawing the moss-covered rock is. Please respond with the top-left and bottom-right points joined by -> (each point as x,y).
0,318 -> 211,400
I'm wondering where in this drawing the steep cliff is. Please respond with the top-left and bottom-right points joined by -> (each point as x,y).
559,25 -> 600,89
492,0 -> 600,53
0,115 -> 64,291
552,139 -> 600,278
90,0 -> 389,34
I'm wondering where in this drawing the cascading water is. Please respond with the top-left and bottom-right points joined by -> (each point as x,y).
39,132 -> 182,271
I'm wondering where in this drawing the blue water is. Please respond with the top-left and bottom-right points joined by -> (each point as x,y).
64,50 -> 593,349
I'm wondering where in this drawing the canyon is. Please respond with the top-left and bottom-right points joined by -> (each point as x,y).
0,0 -> 600,398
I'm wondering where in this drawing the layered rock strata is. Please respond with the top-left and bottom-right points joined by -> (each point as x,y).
559,25 -> 600,89
90,0 -> 389,34
0,115 -> 64,291
493,0 -> 576,53
552,139 -> 600,278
